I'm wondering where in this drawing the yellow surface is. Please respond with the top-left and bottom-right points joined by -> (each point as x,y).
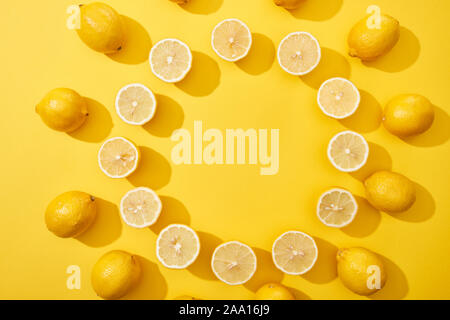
0,0 -> 449,300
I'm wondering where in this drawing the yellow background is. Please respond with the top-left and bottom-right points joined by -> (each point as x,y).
1,0 -> 449,300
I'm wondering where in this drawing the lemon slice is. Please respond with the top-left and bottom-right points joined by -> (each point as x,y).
277,32 -> 321,76
98,137 -> 139,178
156,224 -> 200,269
120,187 -> 162,228
272,231 -> 318,275
317,188 -> 358,228
149,39 -> 192,83
211,18 -> 252,62
318,78 -> 360,119
115,84 -> 157,125
327,131 -> 369,172
211,241 -> 257,285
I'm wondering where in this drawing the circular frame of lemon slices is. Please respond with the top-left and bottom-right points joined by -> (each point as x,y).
149,38 -> 193,83
317,77 -> 361,119
115,83 -> 157,126
272,231 -> 318,275
277,31 -> 322,76
211,18 -> 253,62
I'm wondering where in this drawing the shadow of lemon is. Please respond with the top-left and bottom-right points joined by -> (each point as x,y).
301,47 -> 351,89
288,0 -> 343,21
236,33 -> 275,75
363,27 -> 420,73
107,16 -> 151,65
144,94 -> 184,138
69,98 -> 113,143
176,51 -> 221,97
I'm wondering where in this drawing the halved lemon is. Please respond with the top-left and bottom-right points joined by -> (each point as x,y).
211,18 -> 252,62
149,39 -> 192,83
115,84 -> 157,125
318,78 -> 360,119
272,231 -> 318,275
327,131 -> 369,172
120,187 -> 162,228
156,224 -> 200,269
211,241 -> 257,285
98,137 -> 139,178
317,188 -> 358,228
277,32 -> 321,76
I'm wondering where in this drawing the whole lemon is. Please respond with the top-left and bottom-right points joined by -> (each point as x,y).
77,3 -> 126,54
256,283 -> 295,300
365,171 -> 416,213
45,191 -> 97,238
348,14 -> 400,61
91,250 -> 141,300
36,88 -> 88,133
337,247 -> 387,296
273,0 -> 305,10
383,94 -> 434,137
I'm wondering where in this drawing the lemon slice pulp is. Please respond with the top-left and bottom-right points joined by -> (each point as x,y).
327,130 -> 369,172
156,224 -> 200,269
318,78 -> 360,119
277,32 -> 321,75
115,84 -> 157,125
149,39 -> 192,83
211,241 -> 257,285
272,231 -> 318,275
120,187 -> 162,228
98,137 -> 139,178
212,18 -> 252,62
317,188 -> 358,228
